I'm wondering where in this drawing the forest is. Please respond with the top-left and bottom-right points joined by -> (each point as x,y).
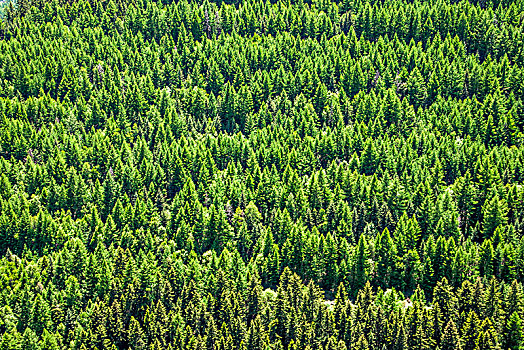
0,0 -> 524,348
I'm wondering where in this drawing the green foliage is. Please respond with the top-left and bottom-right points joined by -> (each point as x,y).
0,0 -> 523,348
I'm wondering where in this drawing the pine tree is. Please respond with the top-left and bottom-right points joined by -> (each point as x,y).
352,234 -> 370,295
482,194 -> 508,239
503,312 -> 523,350
440,320 -> 462,350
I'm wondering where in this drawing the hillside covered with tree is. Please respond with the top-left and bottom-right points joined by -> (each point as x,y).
0,0 -> 524,349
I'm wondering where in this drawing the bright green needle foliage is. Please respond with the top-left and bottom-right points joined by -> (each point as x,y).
0,0 -> 523,348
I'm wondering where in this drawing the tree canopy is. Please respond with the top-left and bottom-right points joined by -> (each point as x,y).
0,0 -> 524,349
